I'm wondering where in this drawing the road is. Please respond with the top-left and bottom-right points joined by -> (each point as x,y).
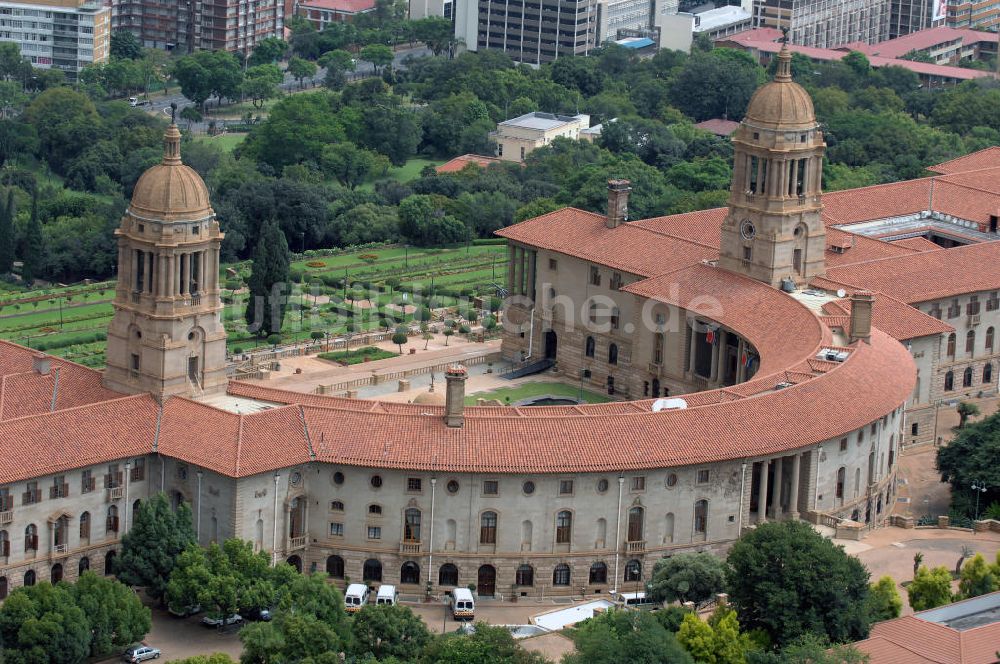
147,45 -> 432,120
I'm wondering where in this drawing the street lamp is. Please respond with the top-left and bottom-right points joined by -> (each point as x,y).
971,480 -> 988,520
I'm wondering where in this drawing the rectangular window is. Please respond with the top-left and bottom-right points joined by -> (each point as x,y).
610,308 -> 620,330
367,526 -> 381,540
911,422 -> 919,436
929,304 -> 942,319
610,272 -> 622,290
559,480 -> 574,495
81,470 -> 94,494
23,481 -> 40,505
986,293 -> 999,312
407,478 -> 422,492
105,465 -> 121,489
840,438 -> 848,452
483,480 -> 499,495
743,245 -> 752,261
329,523 -> 344,537
631,476 -> 645,491
967,296 -> 980,315
130,458 -> 145,482
130,353 -> 140,372
947,299 -> 961,318
549,258 -> 557,271
590,266 -> 601,286
50,475 -> 68,499
0,487 -> 11,511
697,470 -> 710,484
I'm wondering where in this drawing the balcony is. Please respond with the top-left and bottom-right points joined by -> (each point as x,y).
288,535 -> 307,550
106,486 -> 124,502
51,543 -> 69,557
0,510 -> 11,525
400,541 -> 421,555
626,540 -> 646,553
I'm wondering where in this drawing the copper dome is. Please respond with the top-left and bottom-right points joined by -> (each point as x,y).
743,44 -> 816,130
129,124 -> 213,222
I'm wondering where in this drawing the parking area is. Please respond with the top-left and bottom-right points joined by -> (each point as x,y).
106,608 -> 244,663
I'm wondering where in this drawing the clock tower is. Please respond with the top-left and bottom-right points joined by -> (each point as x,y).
719,42 -> 826,288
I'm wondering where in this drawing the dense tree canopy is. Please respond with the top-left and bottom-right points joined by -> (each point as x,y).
115,492 -> 197,603
938,411 -> 1000,517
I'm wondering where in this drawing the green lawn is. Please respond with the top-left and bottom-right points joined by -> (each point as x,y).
195,133 -> 246,154
318,346 -> 398,365
466,381 -> 612,406
387,158 -> 444,182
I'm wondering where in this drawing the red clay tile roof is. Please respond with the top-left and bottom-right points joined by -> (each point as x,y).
821,292 -> 954,340
856,611 -> 1000,664
693,119 -> 741,136
299,0 -> 375,13
929,147 -> 1000,175
435,154 -> 503,173
855,26 -> 999,60
889,236 -> 943,252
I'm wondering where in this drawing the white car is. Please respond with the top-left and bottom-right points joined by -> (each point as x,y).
201,613 -> 242,627
123,646 -> 160,662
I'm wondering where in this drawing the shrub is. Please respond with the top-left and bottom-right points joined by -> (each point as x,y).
305,261 -> 327,268
459,324 -> 471,334
358,253 -> 378,263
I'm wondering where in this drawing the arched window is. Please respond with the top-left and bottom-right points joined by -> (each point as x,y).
585,336 -> 595,358
79,512 -> 90,540
23,570 -> 35,587
363,559 -> 382,582
104,550 -> 116,575
944,371 -> 954,391
555,511 -> 572,544
854,467 -> 862,498
553,564 -> 571,586
694,500 -> 708,534
50,563 -> 63,584
0,576 -> 6,600
985,363 -> 993,385
106,505 -> 119,533
400,561 -> 420,585
836,467 -> 846,500
595,518 -> 607,547
664,513 -> 675,544
480,511 -> 497,545
986,327 -> 995,352
589,562 -> 607,584
966,330 -> 976,354
963,367 -> 973,388
24,524 -> 37,551
515,564 -> 534,586
627,507 -> 644,543
624,559 -> 642,582
368,504 -> 382,515
608,343 -> 618,365
0,530 -> 9,557
439,563 -> 459,586
132,499 -> 142,527
326,555 -> 344,578
947,333 -> 956,358
53,515 -> 68,548
78,557 -> 90,576
404,508 -> 421,542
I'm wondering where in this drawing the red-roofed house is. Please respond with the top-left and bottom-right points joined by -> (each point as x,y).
295,0 -> 376,27
435,154 -> 503,174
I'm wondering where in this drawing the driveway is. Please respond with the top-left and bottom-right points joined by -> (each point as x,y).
141,608 -> 243,662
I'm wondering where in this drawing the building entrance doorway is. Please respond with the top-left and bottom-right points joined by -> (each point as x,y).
478,565 -> 496,596
544,330 -> 557,360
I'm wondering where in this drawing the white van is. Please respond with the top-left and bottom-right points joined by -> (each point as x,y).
128,97 -> 151,108
375,585 -> 398,606
344,583 -> 370,613
614,591 -> 656,611
450,587 -> 475,620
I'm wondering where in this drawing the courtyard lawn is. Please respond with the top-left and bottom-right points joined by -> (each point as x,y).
387,158 -> 444,182
195,133 -> 245,154
466,381 -> 612,406
317,346 -> 398,365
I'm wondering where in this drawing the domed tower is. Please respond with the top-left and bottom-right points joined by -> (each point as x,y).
103,116 -> 227,400
719,42 -> 826,288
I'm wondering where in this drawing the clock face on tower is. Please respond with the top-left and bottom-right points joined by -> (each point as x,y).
740,219 -> 756,240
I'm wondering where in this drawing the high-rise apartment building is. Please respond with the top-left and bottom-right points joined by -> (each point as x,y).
888,0 -> 943,39
0,0 -> 110,80
945,0 -> 1000,31
753,0 -> 890,47
112,0 -> 284,54
454,0 -> 600,65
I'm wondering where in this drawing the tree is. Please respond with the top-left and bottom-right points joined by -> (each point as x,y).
72,572 -> 152,657
412,17 -> 457,56
676,607 -> 758,664
515,198 -> 563,223
752,634 -> 869,664
937,412 -> 1000,517
245,219 -> 291,338
24,87 -> 100,174
320,49 -> 356,90
0,188 -> 13,274
670,50 -> 765,121
0,41 -> 26,81
249,37 -> 289,66
443,327 -> 454,346
360,44 -> 394,74
867,576 -> 902,622
320,142 -> 385,189
242,64 -> 282,109
563,609 -> 694,664
20,187 -> 43,284
350,604 -> 432,661
287,57 -> 317,89
240,92 -> 346,170
179,105 -> 203,129
0,581 -> 91,664
647,552 -> 728,605
419,623 -> 549,663
907,566 -> 954,611
173,50 -> 243,110
110,30 -> 143,60
957,401 -> 980,428
958,553 -> 998,599
392,327 -> 408,353
726,520 -> 872,648
397,194 -> 467,246
114,492 -> 196,604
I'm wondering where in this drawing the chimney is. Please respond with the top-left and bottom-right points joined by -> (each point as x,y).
32,354 -> 51,376
606,179 -> 631,229
849,290 -> 874,344
444,364 -> 468,428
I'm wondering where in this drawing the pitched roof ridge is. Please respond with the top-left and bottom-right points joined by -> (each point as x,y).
234,415 -> 245,476
297,405 -> 316,460
625,224 -> 721,250
496,206 -> 604,232
0,392 -> 154,425
933,172 -> 1000,195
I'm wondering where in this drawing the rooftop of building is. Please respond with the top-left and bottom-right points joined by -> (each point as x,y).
435,154 -> 503,174
498,112 -> 590,132
693,118 -> 741,136
855,25 -> 999,60
297,0 -> 376,12
693,5 -> 752,32
855,591 -> 1000,664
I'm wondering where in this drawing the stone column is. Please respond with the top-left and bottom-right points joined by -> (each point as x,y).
526,249 -> 536,302
771,456 -> 784,519
688,326 -> 698,377
788,453 -> 801,520
143,251 -> 152,293
709,329 -> 720,383
757,459 -> 769,524
506,245 -> 515,294
157,252 -> 168,297
736,338 -> 746,382
512,246 -> 522,296
180,254 -> 188,295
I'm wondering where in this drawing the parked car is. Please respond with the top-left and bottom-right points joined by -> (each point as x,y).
123,646 -> 160,662
167,603 -> 201,618
245,607 -> 272,621
201,613 -> 242,628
